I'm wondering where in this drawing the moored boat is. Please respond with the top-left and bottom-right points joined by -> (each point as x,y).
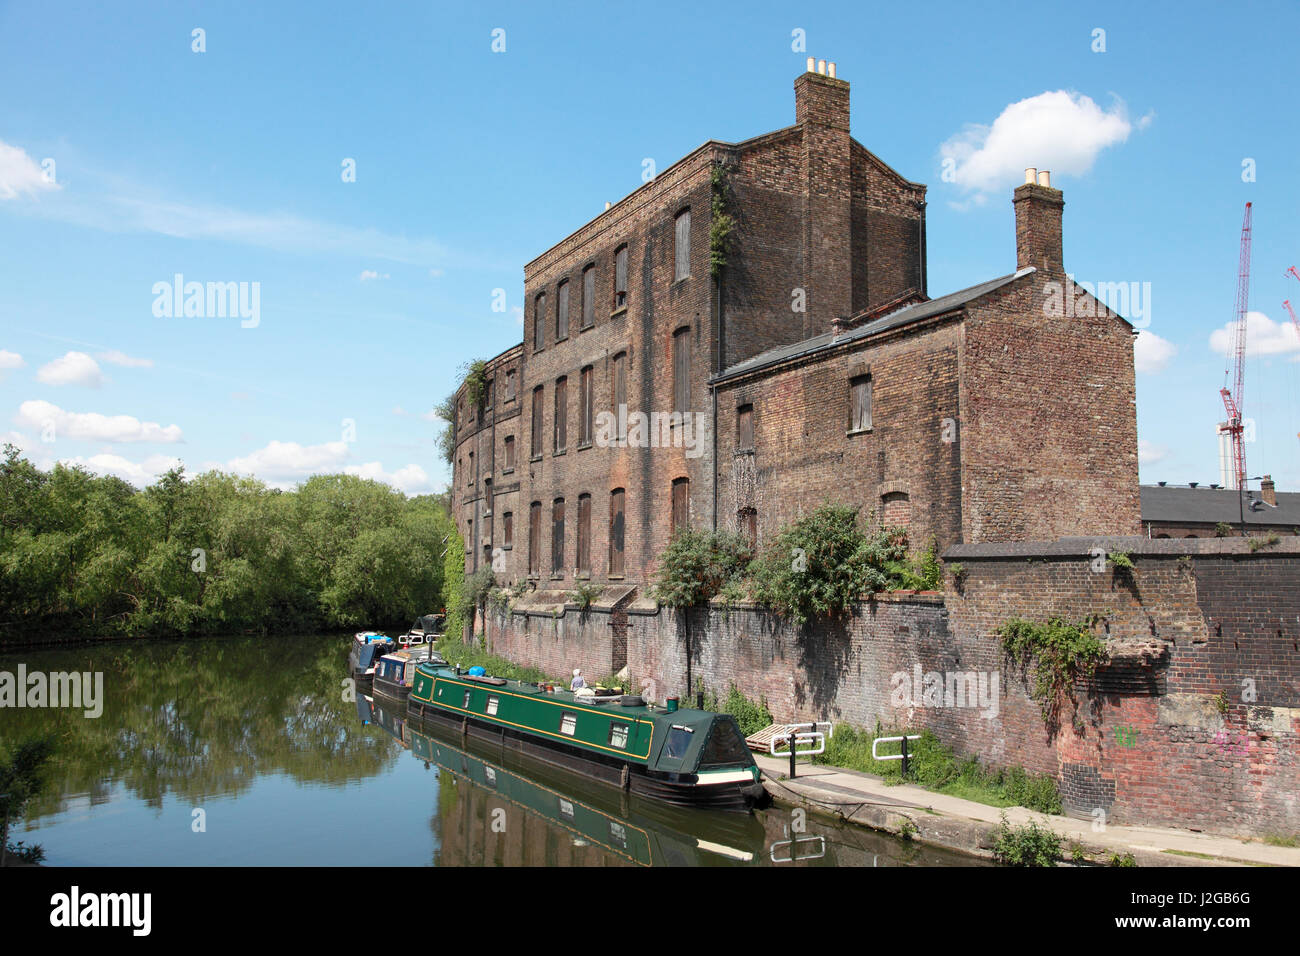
407,663 -> 769,813
349,631 -> 396,683
373,645 -> 446,702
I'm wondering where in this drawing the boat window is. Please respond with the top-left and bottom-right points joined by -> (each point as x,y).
609,821 -> 627,848
665,725 -> 694,760
559,798 -> 575,819
699,718 -> 753,768
484,767 -> 497,788
609,722 -> 630,749
462,690 -> 472,709
487,696 -> 500,716
560,712 -> 577,736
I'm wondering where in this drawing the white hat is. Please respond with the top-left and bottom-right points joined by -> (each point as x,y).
573,668 -> 581,676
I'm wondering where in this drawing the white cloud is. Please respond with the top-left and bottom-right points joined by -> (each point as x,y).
225,439 -> 351,481
15,400 -> 183,443
1134,331 -> 1177,374
1139,440 -> 1169,465
511,305 -> 524,326
429,268 -> 444,277
360,270 -> 390,281
421,408 -> 445,423
55,452 -> 183,487
96,349 -> 153,368
36,351 -> 105,387
1209,310 -> 1300,359
0,350 -> 24,380
0,140 -> 59,200
344,461 -> 433,495
940,91 -> 1143,197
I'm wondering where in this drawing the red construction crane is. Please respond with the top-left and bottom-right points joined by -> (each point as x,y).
1219,202 -> 1252,490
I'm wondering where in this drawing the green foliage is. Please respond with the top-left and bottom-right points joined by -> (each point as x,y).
0,445 -> 456,640
815,725 -> 1062,814
998,617 -> 1108,732
650,527 -> 754,608
464,359 -> 489,409
441,528 -> 468,641
1249,533 -> 1281,552
897,819 -> 918,841
709,164 -> 735,278
1106,851 -> 1137,867
432,634 -> 559,685
571,580 -> 601,610
1214,690 -> 1230,714
434,393 -> 457,466
1214,522 -> 1233,538
1262,833 -> 1299,848
717,685 -> 772,737
0,732 -> 57,864
749,504 -> 913,626
1107,549 -> 1134,571
992,814 -> 1063,867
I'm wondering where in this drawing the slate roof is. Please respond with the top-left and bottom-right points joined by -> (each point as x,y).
1140,484 -> 1300,527
713,268 -> 1034,382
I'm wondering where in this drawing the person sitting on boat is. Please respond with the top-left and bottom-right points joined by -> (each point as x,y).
570,668 -> 586,691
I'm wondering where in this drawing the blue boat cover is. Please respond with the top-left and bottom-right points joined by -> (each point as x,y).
355,696 -> 372,723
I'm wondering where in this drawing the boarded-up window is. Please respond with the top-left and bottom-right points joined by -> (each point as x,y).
531,386 -> 544,456
612,351 -> 627,442
534,294 -> 546,350
609,488 -> 625,576
739,508 -> 757,550
614,246 -> 628,309
674,209 -> 691,281
504,435 -> 515,471
577,494 -> 591,574
504,369 -> 516,400
552,499 -> 565,575
850,375 -> 872,432
503,512 -> 513,549
671,478 -> 689,532
579,366 -> 594,445
737,404 -> 753,451
528,502 -> 541,574
582,266 -> 595,328
554,376 -> 567,452
673,327 -> 690,415
556,280 -> 569,339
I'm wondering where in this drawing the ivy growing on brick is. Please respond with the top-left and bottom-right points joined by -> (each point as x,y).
998,616 -> 1108,734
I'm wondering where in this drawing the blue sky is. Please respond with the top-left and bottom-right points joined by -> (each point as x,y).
2,0 -> 1297,494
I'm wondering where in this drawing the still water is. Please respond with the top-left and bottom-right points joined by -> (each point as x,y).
1,635 -> 985,867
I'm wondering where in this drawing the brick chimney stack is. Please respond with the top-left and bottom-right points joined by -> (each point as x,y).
1261,474 -> 1277,506
795,60 -> 852,337
1014,167 -> 1064,273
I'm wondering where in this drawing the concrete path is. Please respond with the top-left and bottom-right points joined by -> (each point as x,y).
754,753 -> 1300,867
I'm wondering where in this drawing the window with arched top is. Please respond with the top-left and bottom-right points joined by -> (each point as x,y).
881,490 -> 911,529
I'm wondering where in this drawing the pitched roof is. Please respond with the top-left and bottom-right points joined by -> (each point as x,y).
1140,484 -> 1300,527
713,269 -> 1034,382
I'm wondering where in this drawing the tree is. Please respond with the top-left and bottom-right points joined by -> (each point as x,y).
0,733 -> 57,865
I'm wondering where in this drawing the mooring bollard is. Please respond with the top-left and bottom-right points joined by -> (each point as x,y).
789,730 -> 797,779
900,733 -> 909,779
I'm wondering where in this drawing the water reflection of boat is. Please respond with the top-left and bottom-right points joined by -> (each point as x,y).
392,717 -> 761,867
408,664 -> 768,813
349,632 -> 395,683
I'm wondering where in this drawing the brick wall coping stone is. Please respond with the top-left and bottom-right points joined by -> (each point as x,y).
944,535 -> 1300,560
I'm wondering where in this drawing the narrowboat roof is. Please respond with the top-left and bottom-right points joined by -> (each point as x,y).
414,663 -> 719,729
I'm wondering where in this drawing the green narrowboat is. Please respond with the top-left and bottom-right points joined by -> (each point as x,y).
407,663 -> 768,813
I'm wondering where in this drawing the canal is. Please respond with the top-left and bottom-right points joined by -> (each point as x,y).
0,635 -> 986,866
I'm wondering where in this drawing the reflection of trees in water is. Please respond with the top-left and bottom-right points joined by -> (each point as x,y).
2,635 -> 400,820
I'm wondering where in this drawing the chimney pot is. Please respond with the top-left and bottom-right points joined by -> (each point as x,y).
817,59 -> 826,74
828,61 -> 836,78
806,56 -> 815,72
1037,169 -> 1051,187
604,201 -> 611,211
1024,167 -> 1037,185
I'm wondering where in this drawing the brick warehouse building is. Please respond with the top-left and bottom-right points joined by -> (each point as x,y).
448,62 -> 1140,590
